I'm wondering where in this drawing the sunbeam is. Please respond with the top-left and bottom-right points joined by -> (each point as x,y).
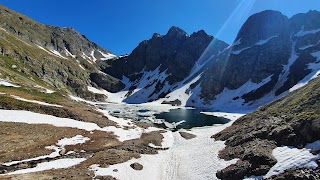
197,0 -> 256,65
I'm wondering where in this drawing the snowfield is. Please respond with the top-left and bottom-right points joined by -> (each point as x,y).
90,117 -> 242,180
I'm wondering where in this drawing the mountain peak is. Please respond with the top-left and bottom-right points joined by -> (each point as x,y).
166,26 -> 188,38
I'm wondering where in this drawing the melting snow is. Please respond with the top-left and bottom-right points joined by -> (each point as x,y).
255,35 -> 279,46
99,50 -> 117,60
50,49 -> 68,59
57,135 -> 90,147
10,95 -> 63,107
289,51 -> 320,92
90,50 -> 97,62
264,140 -> 320,178
65,48 -> 76,58
0,78 -> 20,87
3,135 -> 90,167
205,75 -> 273,111
7,158 -> 86,175
231,47 -> 250,55
295,27 -> 320,37
0,109 -> 102,131
34,85 -> 55,94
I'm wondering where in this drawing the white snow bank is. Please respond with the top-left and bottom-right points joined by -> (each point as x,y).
65,48 -> 76,58
3,135 -> 90,166
231,47 -> 250,55
50,49 -> 68,59
289,51 -> 320,92
295,28 -> 320,37
34,85 -> 55,94
90,50 -> 97,62
57,135 -> 90,147
0,109 -> 101,131
102,125 -> 161,142
255,35 -> 279,46
11,95 -> 63,107
264,140 -> 320,178
7,158 -> 86,175
0,78 -> 20,87
99,50 -> 117,60
201,112 -> 245,121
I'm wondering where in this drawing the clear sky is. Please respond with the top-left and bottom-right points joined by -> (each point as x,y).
1,0 -> 320,55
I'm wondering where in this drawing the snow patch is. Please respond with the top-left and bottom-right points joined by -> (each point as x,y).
11,95 -> 63,107
231,47 -> 250,55
7,158 -> 86,175
295,27 -> 320,37
0,78 -> 20,87
3,135 -> 90,166
50,49 -> 68,59
34,85 -> 55,94
98,50 -> 117,60
65,48 -> 76,58
57,135 -> 90,147
255,35 -> 279,46
0,109 -> 102,131
264,140 -> 320,178
90,50 -> 97,62
289,51 -> 320,92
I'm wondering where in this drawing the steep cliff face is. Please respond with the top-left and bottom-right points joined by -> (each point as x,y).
196,10 -> 320,110
101,26 -> 228,103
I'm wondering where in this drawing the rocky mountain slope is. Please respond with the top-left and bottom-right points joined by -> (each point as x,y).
0,5 -> 118,99
99,10 -> 320,111
212,76 -> 320,180
99,27 -> 228,104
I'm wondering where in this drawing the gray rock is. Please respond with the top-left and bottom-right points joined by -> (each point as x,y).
130,162 -> 143,170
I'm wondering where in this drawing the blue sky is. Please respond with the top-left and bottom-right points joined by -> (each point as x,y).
1,0 -> 320,55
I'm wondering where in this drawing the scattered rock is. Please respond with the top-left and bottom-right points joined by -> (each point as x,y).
130,162 -> 143,170
179,131 -> 196,140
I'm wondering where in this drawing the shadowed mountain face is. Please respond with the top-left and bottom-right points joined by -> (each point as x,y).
100,10 -> 320,110
199,10 -> 320,108
104,26 -> 228,84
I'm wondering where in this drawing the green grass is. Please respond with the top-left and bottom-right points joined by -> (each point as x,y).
259,77 -> 320,121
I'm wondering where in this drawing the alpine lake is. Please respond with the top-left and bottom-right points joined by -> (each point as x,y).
98,103 -> 230,131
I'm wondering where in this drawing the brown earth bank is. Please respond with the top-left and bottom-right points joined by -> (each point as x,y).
0,121 -> 166,179
212,78 -> 320,180
0,90 -> 166,179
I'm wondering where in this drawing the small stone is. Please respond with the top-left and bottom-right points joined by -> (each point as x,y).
130,162 -> 143,170
113,169 -> 118,172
